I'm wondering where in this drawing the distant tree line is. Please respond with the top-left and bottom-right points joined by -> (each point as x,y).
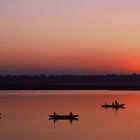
0,74 -> 140,90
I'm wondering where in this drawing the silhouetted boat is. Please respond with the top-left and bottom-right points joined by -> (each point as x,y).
49,112 -> 79,120
102,100 -> 125,108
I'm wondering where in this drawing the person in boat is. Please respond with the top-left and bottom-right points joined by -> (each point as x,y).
70,112 -> 73,117
115,100 -> 119,105
53,112 -> 56,116
111,100 -> 119,106
112,102 -> 115,106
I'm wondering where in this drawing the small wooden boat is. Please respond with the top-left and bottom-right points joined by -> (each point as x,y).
102,104 -> 125,108
49,112 -> 79,120
102,100 -> 125,108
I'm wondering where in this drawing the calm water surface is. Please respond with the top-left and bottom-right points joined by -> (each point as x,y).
0,90 -> 140,140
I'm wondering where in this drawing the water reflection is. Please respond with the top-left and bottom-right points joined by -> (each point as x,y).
102,105 -> 125,112
49,117 -> 79,124
0,90 -> 140,140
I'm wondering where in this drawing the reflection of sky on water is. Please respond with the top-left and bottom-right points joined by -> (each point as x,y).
0,90 -> 140,140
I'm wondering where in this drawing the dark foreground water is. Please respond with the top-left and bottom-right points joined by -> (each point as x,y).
0,90 -> 140,140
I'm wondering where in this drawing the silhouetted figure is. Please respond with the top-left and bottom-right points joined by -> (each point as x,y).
70,112 -> 73,117
115,100 -> 119,105
54,112 -> 56,116
112,102 -> 115,107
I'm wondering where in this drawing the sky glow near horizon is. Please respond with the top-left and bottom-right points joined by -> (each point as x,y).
1,0 -> 140,74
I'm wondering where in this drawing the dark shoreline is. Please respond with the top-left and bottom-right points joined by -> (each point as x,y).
0,87 -> 140,90
1,89 -> 140,91
0,74 -> 140,90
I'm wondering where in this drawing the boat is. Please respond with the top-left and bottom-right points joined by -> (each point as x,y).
102,100 -> 125,108
49,112 -> 79,120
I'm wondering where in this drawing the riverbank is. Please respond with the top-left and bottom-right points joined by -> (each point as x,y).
0,74 -> 140,90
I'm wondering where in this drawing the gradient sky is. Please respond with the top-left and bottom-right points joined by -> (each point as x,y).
1,0 -> 140,74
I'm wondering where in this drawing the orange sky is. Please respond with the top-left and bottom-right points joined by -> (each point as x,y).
1,0 -> 140,74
